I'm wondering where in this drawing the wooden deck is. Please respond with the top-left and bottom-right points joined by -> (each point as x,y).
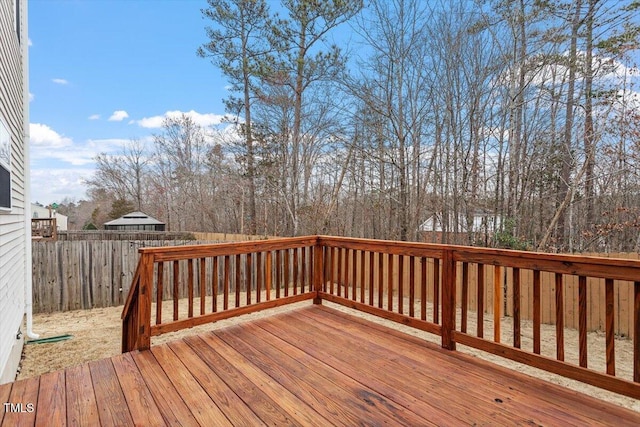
3,305 -> 639,426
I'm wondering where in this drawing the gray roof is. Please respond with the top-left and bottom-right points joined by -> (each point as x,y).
103,211 -> 165,226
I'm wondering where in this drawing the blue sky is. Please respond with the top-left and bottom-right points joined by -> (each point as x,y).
29,0 -> 229,204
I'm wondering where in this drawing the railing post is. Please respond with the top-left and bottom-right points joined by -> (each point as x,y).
313,243 -> 324,304
441,248 -> 456,350
136,252 -> 153,350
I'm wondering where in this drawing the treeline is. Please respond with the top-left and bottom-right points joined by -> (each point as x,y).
65,0 -> 640,252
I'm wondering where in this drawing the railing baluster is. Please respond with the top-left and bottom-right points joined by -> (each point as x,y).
579,275 -> 588,368
266,251 -> 272,301
336,248 -> 342,297
352,249 -> 357,302
369,251 -> 374,306
387,253 -> 394,311
156,262 -> 163,325
200,258 -> 206,315
188,259 -> 194,318
421,257 -> 427,321
461,262 -> 469,334
345,249 -> 351,300
378,252 -> 384,309
224,255 -> 230,311
246,252 -> 252,305
494,265 -> 501,343
256,252 -> 263,303
398,255 -> 404,315
235,254 -> 241,308
409,256 -> 415,318
634,281 -> 640,383
433,258 -> 440,324
513,267 -> 520,348
293,247 -> 299,296
329,247 -> 335,295
360,250 -> 366,304
276,250 -> 282,299
606,278 -> 615,376
477,263 -> 484,338
212,256 -> 218,313
301,247 -> 306,293
533,270 -> 541,354
284,249 -> 290,297
173,260 -> 179,321
555,273 -> 564,361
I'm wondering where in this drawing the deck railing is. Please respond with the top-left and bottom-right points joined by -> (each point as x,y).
123,235 -> 640,400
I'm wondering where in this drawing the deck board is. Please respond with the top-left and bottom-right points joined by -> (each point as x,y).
2,305 -> 640,426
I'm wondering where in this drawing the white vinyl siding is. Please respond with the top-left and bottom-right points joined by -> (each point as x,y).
0,0 -> 27,383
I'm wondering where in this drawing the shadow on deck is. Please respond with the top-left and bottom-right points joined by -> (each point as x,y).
2,304 -> 639,426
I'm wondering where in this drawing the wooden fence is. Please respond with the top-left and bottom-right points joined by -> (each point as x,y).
32,238 -> 639,339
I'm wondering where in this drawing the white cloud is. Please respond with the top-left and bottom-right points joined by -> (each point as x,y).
108,110 -> 129,122
30,123 -> 73,148
136,110 -> 231,129
28,38 -> 33,47
88,114 -> 101,120
29,92 -> 34,102
30,168 -> 92,204
52,78 -> 69,85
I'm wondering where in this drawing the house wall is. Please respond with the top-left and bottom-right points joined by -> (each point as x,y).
0,0 -> 28,384
32,204 -> 69,230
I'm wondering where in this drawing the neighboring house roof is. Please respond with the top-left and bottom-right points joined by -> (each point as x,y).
104,211 -> 165,226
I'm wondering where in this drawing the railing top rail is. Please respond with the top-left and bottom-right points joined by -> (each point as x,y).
317,235 -> 640,281
138,236 -> 319,261
121,259 -> 144,319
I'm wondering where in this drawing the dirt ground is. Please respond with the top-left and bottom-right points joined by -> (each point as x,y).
17,299 -> 639,413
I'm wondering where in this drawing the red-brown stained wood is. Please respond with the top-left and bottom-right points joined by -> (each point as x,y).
167,340 -> 266,426
533,269 -> 541,354
284,249 -> 290,297
224,255 -> 230,310
378,252 -> 384,309
0,377 -> 40,427
188,259 -> 194,318
200,258 -> 206,315
88,359 -> 135,426
185,335 -> 297,425
35,370 -> 66,427
579,275 -> 588,368
256,252 -> 263,303
421,257 -> 427,321
293,247 -> 299,296
433,257 -> 440,324
387,253 -> 394,311
212,256 -> 218,312
155,262 -> 163,325
345,248 -> 351,300
461,262 -> 469,333
276,250 -> 282,299
65,363 -> 99,426
336,248 -> 341,297
477,263 -> 485,338
360,250 -> 366,303
132,350 -> 200,426
266,250 -> 272,301
605,278 -> 615,376
0,382 -> 11,426
110,353 -> 165,427
441,249 -> 456,350
494,265 -> 501,343
138,254 -> 154,351
555,272 -> 564,361
246,252 -> 252,305
513,267 -> 520,348
409,256 -> 415,318
352,249 -> 357,302
635,281 -> 640,382
369,251 -> 374,306
301,246 -> 307,293
235,254 -> 241,307
398,255 -> 404,315
172,260 -> 179,321
150,344 -> 233,426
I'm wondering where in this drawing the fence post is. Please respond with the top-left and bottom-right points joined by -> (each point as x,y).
441,248 -> 456,350
136,252 -> 153,350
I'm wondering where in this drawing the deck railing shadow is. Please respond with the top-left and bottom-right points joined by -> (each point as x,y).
122,235 -> 640,400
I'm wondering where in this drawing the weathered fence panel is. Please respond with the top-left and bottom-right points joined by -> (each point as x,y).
32,240 -> 209,313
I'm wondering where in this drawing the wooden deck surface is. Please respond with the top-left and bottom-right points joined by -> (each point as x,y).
2,305 -> 639,426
